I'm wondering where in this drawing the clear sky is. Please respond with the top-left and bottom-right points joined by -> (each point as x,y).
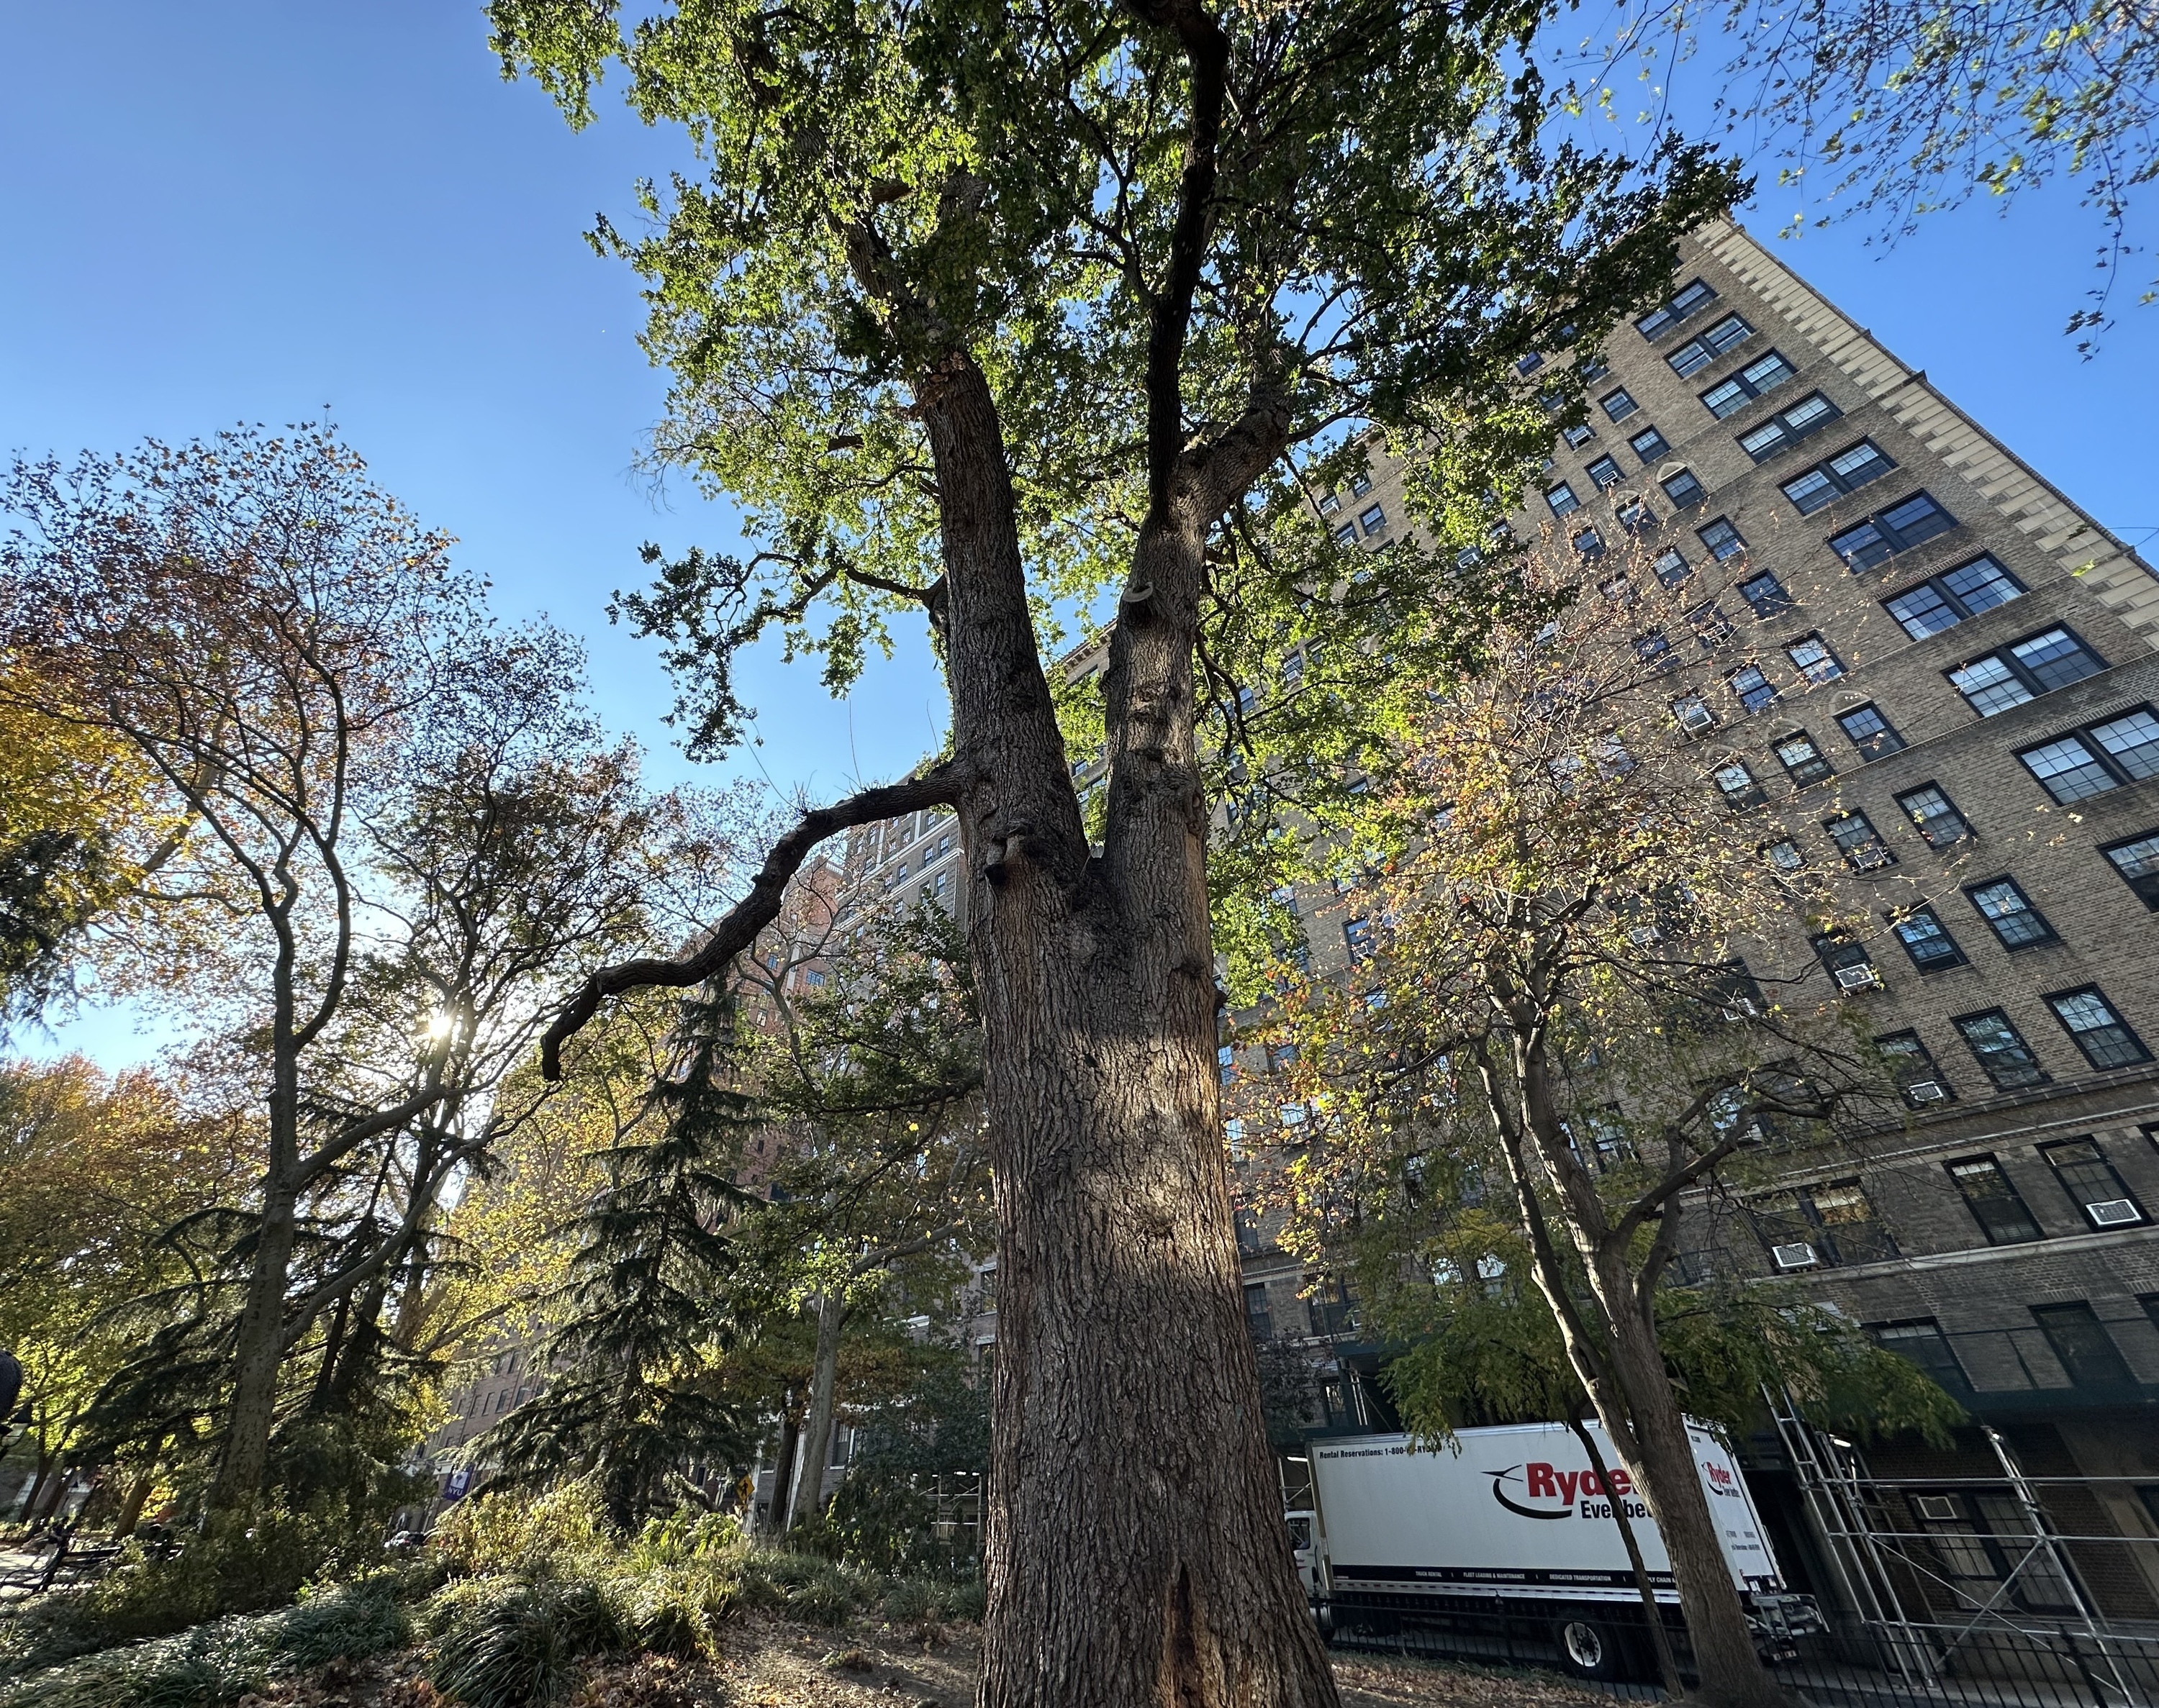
4,1 -> 2154,1063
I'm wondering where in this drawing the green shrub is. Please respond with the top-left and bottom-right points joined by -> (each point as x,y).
426,1578 -> 626,1708
430,1482 -> 613,1580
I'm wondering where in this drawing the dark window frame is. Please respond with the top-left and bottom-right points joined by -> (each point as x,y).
1964,875 -> 2057,950
1636,278 -> 1720,340
1896,783 -> 1972,849
1779,438 -> 1898,514
1698,517 -> 1747,561
1585,453 -> 1624,489
1774,729 -> 1836,788
1667,312 -> 1756,376
1661,468 -> 1708,509
1837,702 -> 1907,760
1829,491 -> 1958,571
2040,1137 -> 2147,1230
1628,424 -> 1672,462
1700,350 -> 1798,419
1827,810 -> 1896,871
1601,386 -> 1639,422
1952,1010 -> 2050,1091
2100,827 -> 2159,909
1888,904 -> 1965,971
1736,390 -> 1843,462
1949,625 -> 2108,717
1883,554 -> 2026,642
2043,985 -> 2153,1071
1947,1153 -> 2045,1241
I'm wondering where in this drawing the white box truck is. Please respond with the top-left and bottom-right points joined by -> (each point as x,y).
1296,1420 -> 1820,1681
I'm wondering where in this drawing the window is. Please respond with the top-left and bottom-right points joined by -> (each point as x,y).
1562,422 -> 1598,450
1572,526 -> 1606,559
1318,491 -> 1341,516
1242,1282 -> 1275,1340
1763,837 -> 1806,873
2101,829 -> 2159,909
1837,703 -> 1906,759
1578,354 -> 1608,381
2046,987 -> 2150,1070
1601,386 -> 1640,422
1712,760 -> 1767,809
2093,707 -> 2159,778
1585,453 -> 1624,489
1599,573 -> 1637,606
1877,1030 -> 1955,1106
1628,424 -> 1671,461
1217,1042 -> 1236,1086
2020,735 -> 2117,802
1812,930 -> 1880,989
1698,517 -> 1746,560
1785,634 -> 1845,683
1894,784 -> 1969,848
2042,1137 -> 2146,1227
1700,350 -> 1798,417
1667,313 -> 1755,376
1736,569 -> 1793,617
1950,627 -> 2106,715
1636,278 -> 1719,339
1953,1011 -> 2048,1090
1775,731 -> 1834,786
1872,1319 -> 1970,1392
1755,1179 -> 1896,1268
1949,1155 -> 2043,1240
1883,555 -> 2025,640
1349,471 -> 1373,496
1635,629 -> 1675,671
1516,352 -> 1546,376
1736,391 -> 1841,460
1651,547 -> 1690,588
1671,692 -> 1716,735
1661,469 -> 1708,508
1616,497 -> 1657,534
2032,1302 -> 2133,1387
1332,523 -> 1357,546
1828,812 -> 1897,872
1688,601 -> 1733,648
1780,440 -> 1896,514
1729,664 -> 1779,712
1359,504 -> 1387,535
1890,906 -> 1964,969
1829,492 -> 1957,571
1545,482 -> 1580,517
1965,876 -> 2054,948
1343,917 -> 1376,960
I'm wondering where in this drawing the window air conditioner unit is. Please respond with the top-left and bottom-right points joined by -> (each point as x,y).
1906,1079 -> 1947,1104
2086,1199 -> 2142,1227
1834,963 -> 1883,990
1680,705 -> 1716,732
1914,1495 -> 1960,1523
1770,1242 -> 1819,1270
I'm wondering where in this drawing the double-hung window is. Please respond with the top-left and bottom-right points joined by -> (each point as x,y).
1701,350 -> 1798,418
1873,1319 -> 1970,1389
1890,906 -> 1963,970
1688,601 -> 1734,648
1628,424 -> 1671,462
1729,664 -> 1778,712
1827,812 -> 1896,871
1332,522 -> 1358,545
1950,627 -> 2106,714
1637,278 -> 1719,340
1966,876 -> 2054,948
1838,703 -> 1906,759
1785,634 -> 1845,683
1572,526 -> 1606,559
1877,1030 -> 1955,1106
1698,517 -> 1747,560
2101,829 -> 2159,908
1667,313 -> 1755,376
1883,555 -> 2025,640
2042,1137 -> 2147,1226
1562,422 -> 1598,450
1616,497 -> 1657,534
1948,1154 -> 2044,1238
1651,548 -> 1691,588
1635,629 -> 1675,671
1712,761 -> 1766,809
1780,440 -> 1896,514
1954,1012 -> 2049,1091
1829,492 -> 1957,571
1775,731 -> 1834,786
1896,784 -> 1971,848
1737,569 -> 1793,617
1359,504 -> 1388,536
1516,352 -> 1546,377
2046,989 -> 2151,1071
1737,391 -> 1842,461
1544,482 -> 1580,518
2017,709 -> 2159,801
1601,386 -> 1640,422
1349,472 -> 1373,496
1661,468 -> 1708,508
1586,454 -> 1624,489
2021,734 -> 2118,801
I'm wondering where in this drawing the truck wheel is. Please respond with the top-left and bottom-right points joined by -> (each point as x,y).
1552,1617 -> 1632,1682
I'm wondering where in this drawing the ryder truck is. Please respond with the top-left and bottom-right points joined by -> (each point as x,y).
1297,1420 -> 1821,1681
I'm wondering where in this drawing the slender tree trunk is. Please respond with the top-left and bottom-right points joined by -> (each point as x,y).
212,1176 -> 299,1509
115,1453 -> 160,1537
17,1448 -> 53,1524
785,1292 -> 845,1533
916,358 -> 1335,1707
764,1402 -> 802,1540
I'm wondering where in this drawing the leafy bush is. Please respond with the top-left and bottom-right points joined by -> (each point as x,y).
0,1580 -> 411,1708
426,1578 -> 625,1708
430,1481 -> 614,1580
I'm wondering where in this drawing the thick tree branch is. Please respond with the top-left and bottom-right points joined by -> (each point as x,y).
540,762 -> 967,1078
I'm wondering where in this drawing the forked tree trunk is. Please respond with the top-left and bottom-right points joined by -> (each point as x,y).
918,360 -> 1337,1707
785,1292 -> 845,1532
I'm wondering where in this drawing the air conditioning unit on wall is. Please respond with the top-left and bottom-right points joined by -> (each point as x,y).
1906,1080 -> 1947,1103
1834,963 -> 1883,991
1770,1242 -> 1819,1270
2086,1199 -> 2142,1227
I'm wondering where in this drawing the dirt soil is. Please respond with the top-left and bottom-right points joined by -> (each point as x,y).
253,1617 -> 1611,1708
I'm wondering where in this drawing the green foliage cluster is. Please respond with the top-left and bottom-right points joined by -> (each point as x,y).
0,1578 -> 415,1708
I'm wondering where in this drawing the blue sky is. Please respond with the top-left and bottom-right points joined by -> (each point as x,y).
4,1 -> 2154,1063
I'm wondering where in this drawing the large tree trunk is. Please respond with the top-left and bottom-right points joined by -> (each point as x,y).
212,1177 -> 299,1509
764,1399 -> 802,1540
919,358 -> 1336,1707
784,1292 -> 844,1532
114,1453 -> 160,1537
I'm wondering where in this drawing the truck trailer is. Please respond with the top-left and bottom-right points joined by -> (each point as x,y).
1297,1420 -> 1820,1680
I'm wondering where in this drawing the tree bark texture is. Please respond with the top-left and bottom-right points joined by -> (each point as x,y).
764,1403 -> 802,1540
212,1176 -> 299,1509
916,358 -> 1336,1708
785,1292 -> 845,1533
